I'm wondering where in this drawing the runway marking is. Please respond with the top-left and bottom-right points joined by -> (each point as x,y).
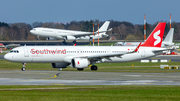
42,72 -> 60,80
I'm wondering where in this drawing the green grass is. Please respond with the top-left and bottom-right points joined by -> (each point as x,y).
0,85 -> 180,101
0,60 -> 180,73
0,52 -> 9,55
0,49 -> 10,55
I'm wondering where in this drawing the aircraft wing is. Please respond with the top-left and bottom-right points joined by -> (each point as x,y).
152,48 -> 168,52
63,52 -> 127,63
152,48 -> 168,55
88,42 -> 141,61
63,43 -> 141,63
82,42 -> 140,63
70,31 -> 108,37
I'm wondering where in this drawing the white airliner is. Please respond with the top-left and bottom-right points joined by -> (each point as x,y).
4,22 -> 167,71
30,21 -> 111,43
115,28 -> 175,47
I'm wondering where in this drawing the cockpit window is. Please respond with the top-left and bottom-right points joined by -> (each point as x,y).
10,50 -> 19,53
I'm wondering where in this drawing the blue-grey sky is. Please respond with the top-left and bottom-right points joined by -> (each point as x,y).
0,0 -> 179,24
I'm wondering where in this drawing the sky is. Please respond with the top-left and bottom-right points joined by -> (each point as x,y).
0,0 -> 179,25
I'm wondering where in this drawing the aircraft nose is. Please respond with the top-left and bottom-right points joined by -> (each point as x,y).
30,29 -> 38,35
4,53 -> 13,61
30,30 -> 34,33
4,54 -> 10,60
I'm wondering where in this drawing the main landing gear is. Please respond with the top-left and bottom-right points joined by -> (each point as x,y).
21,63 -> 26,71
91,62 -> 98,71
76,65 -> 98,71
62,39 -> 67,45
91,65 -> 98,71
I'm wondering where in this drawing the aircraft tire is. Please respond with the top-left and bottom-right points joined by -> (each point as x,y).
77,68 -> 84,71
91,66 -> 98,71
21,67 -> 26,71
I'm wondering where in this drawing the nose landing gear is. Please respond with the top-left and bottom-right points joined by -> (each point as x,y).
21,63 -> 26,71
37,36 -> 39,40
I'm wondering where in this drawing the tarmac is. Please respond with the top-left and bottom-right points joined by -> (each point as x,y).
0,70 -> 180,85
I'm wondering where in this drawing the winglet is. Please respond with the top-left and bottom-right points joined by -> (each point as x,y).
134,42 -> 142,52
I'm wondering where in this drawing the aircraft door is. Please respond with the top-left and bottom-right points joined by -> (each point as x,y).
24,48 -> 29,57
141,48 -> 145,57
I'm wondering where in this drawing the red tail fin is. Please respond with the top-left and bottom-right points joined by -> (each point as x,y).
141,22 -> 166,47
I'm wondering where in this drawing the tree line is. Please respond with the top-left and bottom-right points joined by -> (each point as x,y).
0,20 -> 179,41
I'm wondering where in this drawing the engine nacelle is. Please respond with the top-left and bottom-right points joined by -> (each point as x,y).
66,36 -> 76,40
51,63 -> 69,68
46,37 -> 57,40
71,58 -> 90,68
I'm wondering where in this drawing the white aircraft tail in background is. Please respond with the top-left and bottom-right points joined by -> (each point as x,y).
95,21 -> 112,38
162,28 -> 174,47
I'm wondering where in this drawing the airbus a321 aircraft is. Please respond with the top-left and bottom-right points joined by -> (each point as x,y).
4,22 -> 167,71
30,21 -> 111,43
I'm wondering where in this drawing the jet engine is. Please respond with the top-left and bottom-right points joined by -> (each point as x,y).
46,37 -> 57,40
66,36 -> 76,40
71,58 -> 90,68
51,63 -> 69,68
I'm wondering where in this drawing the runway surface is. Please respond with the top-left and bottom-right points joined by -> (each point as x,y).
0,70 -> 180,85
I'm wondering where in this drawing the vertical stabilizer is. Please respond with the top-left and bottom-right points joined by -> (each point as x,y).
141,22 -> 166,47
163,28 -> 174,43
97,21 -> 110,34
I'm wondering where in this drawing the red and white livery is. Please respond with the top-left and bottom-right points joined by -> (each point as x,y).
5,22 -> 167,71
